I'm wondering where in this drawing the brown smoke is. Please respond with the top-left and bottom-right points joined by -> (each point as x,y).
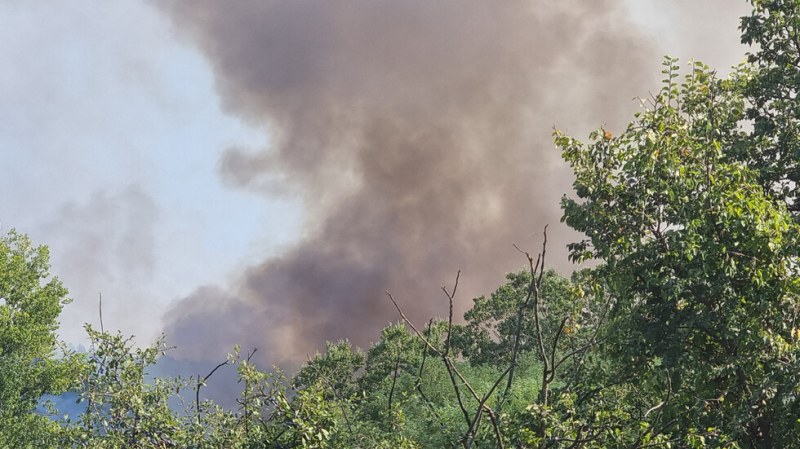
156,0 -> 743,368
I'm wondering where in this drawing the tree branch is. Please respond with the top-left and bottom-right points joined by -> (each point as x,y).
195,360 -> 229,418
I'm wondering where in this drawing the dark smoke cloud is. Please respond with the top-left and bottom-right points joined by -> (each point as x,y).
156,0 -> 741,368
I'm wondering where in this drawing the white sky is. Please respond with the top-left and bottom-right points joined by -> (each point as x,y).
0,0 -> 750,345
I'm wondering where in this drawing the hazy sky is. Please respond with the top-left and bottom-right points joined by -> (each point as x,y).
1,1 -> 750,357
1,1 -> 304,344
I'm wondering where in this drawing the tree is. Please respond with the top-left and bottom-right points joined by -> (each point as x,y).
557,56 -> 800,446
62,327 -> 188,449
453,268 -> 604,380
7,3 -> 800,448
0,230 -> 84,448
295,339 -> 364,403
738,0 -> 800,214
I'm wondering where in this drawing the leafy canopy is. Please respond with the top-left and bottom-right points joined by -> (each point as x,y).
0,230 -> 83,448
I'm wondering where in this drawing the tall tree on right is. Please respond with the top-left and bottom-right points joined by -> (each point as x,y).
738,0 -> 800,215
557,52 -> 800,446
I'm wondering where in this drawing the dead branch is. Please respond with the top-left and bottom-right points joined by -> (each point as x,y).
387,271 -> 508,449
386,290 -> 473,429
196,360 -> 229,415
414,319 -> 450,433
442,270 -> 461,357
98,292 -> 104,334
500,226 -> 548,409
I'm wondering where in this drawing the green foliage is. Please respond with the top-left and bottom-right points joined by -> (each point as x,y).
5,2 -> 800,448
0,230 -> 84,448
739,0 -> 800,213
558,56 -> 800,446
296,339 -> 365,400
61,327 -> 187,448
454,268 -> 603,381
454,269 -> 568,365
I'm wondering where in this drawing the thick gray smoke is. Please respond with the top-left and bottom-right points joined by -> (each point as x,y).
156,0 -> 746,368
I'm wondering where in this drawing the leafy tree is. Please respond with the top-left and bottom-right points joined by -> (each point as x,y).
295,339 -> 364,402
557,56 -> 800,446
61,327 -> 187,449
739,0 -> 800,214
454,269 -> 570,366
0,230 -> 84,448
453,268 -> 604,387
7,3 -> 800,448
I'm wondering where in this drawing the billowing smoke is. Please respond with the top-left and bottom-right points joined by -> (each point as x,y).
155,0 -> 742,369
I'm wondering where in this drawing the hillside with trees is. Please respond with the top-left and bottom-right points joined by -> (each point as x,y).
2,1 -> 800,447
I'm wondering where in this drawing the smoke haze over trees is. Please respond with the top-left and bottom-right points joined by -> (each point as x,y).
5,0 -> 800,446
156,0 -> 748,369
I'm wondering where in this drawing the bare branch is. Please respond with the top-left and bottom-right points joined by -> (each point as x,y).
386,290 -> 473,427
414,319 -> 449,432
388,273 -> 510,449
552,291 -> 612,374
98,292 -> 104,334
501,226 -> 548,409
547,316 -> 569,383
443,270 -> 461,357
386,291 -> 440,354
466,364 -> 513,442
485,409 -> 506,449
196,360 -> 229,415
246,348 -> 258,363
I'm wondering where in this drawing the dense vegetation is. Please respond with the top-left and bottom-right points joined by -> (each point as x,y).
2,1 -> 800,447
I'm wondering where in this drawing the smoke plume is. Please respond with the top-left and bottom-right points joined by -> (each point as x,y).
156,0 -> 740,368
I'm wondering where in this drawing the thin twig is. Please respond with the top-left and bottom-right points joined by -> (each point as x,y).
465,364 -> 513,443
246,348 -> 258,363
387,276 -> 505,449
485,408 -> 506,449
547,317 -> 569,383
196,360 -> 229,415
388,353 -> 401,411
385,290 -> 473,426
98,292 -> 104,334
414,320 -> 449,431
501,226 -> 548,409
442,270 -> 461,357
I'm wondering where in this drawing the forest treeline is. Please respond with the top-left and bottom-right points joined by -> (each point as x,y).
3,1 -> 800,447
